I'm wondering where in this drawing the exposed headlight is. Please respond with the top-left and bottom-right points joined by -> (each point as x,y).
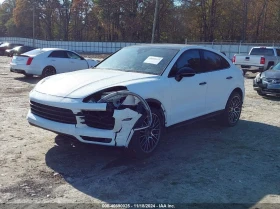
83,88 -> 153,130
100,93 -> 129,109
98,91 -> 152,130
86,92 -> 128,109
261,77 -> 267,81
83,86 -> 128,103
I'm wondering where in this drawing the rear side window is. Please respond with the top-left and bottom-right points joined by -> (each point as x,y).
250,48 -> 274,56
201,50 -> 230,72
49,51 -> 67,58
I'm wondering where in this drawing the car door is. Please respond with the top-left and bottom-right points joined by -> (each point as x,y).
201,50 -> 235,113
65,51 -> 89,71
167,49 -> 209,125
48,50 -> 69,73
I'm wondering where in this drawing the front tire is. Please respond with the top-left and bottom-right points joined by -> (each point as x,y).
257,90 -> 266,96
42,66 -> 56,77
218,92 -> 242,127
24,73 -> 33,77
125,107 -> 164,159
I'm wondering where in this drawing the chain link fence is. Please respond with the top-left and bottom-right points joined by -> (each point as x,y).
0,37 -> 140,54
1,37 -> 280,58
186,41 -> 280,59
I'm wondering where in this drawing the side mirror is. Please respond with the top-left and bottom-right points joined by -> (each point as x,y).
175,67 -> 196,82
81,56 -> 85,60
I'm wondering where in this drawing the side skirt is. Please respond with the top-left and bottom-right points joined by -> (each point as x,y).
167,110 -> 224,131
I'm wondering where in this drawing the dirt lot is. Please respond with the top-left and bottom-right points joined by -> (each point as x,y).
0,55 -> 279,208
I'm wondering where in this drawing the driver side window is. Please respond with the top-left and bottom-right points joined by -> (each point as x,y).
169,49 -> 201,77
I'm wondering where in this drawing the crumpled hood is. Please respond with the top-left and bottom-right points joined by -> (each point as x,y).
34,68 -> 158,98
262,69 -> 280,78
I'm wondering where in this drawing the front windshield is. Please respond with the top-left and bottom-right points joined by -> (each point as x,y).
273,62 -> 280,70
96,46 -> 179,75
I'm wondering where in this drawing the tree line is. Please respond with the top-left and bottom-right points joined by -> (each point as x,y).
0,0 -> 280,43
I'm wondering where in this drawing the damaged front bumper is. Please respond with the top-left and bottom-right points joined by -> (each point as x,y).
27,90 -> 152,147
253,78 -> 280,96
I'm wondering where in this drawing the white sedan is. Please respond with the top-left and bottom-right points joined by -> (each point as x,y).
10,48 -> 99,77
27,44 -> 244,158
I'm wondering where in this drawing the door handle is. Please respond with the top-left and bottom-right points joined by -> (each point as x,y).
226,76 -> 233,79
51,59 -> 56,61
199,82 -> 207,85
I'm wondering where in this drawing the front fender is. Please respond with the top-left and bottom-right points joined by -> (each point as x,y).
97,90 -> 153,147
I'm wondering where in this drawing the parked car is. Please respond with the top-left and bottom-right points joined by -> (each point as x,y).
232,47 -> 280,75
10,48 -> 99,77
27,44 -> 245,158
0,42 -> 23,56
5,46 -> 36,57
253,62 -> 280,96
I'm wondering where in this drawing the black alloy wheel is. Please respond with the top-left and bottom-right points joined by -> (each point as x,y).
218,92 -> 242,127
42,66 -> 56,77
126,107 -> 164,159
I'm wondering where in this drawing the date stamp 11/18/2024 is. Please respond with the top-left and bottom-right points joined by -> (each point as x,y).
102,203 -> 176,208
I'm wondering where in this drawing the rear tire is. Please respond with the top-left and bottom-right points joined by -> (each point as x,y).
218,92 -> 242,127
42,66 -> 56,77
125,107 -> 164,159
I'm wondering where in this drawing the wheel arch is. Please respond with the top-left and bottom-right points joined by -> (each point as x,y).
228,87 -> 245,103
232,87 -> 243,100
145,98 -> 167,127
223,87 -> 244,109
42,65 -> 56,76
43,65 -> 56,70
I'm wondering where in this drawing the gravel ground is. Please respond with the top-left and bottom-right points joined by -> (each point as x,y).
0,55 -> 279,208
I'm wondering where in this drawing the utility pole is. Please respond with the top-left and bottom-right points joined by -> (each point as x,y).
33,4 -> 35,47
242,0 -> 248,41
151,0 -> 159,43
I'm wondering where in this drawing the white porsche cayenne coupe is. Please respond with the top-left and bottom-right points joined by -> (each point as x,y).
10,48 -> 99,77
27,44 -> 245,158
